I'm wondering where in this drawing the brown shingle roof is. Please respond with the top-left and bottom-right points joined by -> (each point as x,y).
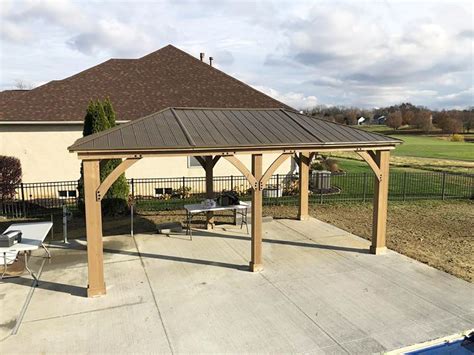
0,45 -> 291,122
69,108 -> 401,153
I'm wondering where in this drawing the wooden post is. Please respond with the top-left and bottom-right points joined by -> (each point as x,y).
298,152 -> 310,220
205,156 -> 214,229
83,160 -> 106,297
250,154 -> 263,272
371,150 -> 390,255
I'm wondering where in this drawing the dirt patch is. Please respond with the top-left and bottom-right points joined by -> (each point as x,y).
265,200 -> 474,282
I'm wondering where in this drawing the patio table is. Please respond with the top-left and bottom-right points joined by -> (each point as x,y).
184,202 -> 250,239
1,221 -> 53,282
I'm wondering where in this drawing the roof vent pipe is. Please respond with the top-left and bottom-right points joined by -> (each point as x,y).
200,52 -> 205,61
209,57 -> 213,67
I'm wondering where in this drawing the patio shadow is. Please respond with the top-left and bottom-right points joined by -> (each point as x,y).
194,229 -> 369,254
103,248 -> 248,271
4,277 -> 86,297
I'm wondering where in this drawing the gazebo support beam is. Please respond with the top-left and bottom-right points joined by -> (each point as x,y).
83,160 -> 106,297
298,152 -> 311,220
250,154 -> 263,272
196,155 -> 221,229
370,150 -> 390,254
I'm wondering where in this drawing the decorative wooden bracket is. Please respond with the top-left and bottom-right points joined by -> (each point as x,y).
195,155 -> 221,169
293,152 -> 316,166
223,155 -> 258,189
96,158 -> 141,201
261,153 -> 292,187
224,153 -> 292,191
357,151 -> 382,181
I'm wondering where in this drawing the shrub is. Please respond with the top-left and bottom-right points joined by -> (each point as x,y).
0,156 -> 22,200
451,134 -> 465,142
101,198 -> 129,216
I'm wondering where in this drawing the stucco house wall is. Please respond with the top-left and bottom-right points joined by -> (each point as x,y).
0,123 -> 293,183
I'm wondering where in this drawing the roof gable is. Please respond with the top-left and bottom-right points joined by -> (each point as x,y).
1,45 -> 291,122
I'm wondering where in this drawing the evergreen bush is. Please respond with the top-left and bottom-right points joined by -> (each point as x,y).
79,99 -> 130,216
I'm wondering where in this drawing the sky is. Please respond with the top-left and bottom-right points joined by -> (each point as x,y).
0,0 -> 473,110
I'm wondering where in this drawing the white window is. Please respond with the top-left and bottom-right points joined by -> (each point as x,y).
58,190 -> 77,199
187,156 -> 201,168
155,187 -> 173,196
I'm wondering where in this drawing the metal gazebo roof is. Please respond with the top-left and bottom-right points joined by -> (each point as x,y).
69,108 -> 401,154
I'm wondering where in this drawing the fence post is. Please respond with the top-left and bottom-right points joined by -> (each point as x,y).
20,182 -> 26,218
441,172 -> 447,200
362,172 -> 368,203
231,175 -> 234,191
319,176 -> 323,204
402,172 -> 408,201
182,176 -> 186,197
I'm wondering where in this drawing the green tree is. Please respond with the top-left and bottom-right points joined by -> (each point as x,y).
101,98 -> 129,203
79,99 -> 129,215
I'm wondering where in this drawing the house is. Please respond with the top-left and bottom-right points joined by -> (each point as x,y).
0,45 -> 294,182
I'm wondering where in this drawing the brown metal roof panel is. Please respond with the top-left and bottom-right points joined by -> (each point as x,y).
253,110 -> 297,143
142,115 -> 166,146
160,110 -> 190,146
272,110 -> 321,142
220,110 -> 261,144
243,110 -> 280,144
107,129 -> 124,148
203,110 -> 244,144
283,111 -> 334,142
178,110 -> 217,146
299,114 -> 355,142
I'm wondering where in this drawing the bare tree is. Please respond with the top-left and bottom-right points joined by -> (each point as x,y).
414,110 -> 432,132
386,111 -> 403,130
13,79 -> 34,90
403,110 -> 415,125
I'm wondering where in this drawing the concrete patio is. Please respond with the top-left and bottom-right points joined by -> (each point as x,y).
1,217 -> 473,354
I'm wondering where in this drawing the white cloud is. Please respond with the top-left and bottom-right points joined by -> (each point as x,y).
253,85 -> 318,110
0,0 -> 472,109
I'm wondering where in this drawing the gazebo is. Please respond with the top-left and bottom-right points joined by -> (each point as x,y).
69,108 -> 401,297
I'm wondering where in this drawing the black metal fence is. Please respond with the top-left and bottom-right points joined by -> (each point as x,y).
1,172 -> 472,218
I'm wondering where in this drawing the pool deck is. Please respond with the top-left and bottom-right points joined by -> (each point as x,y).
1,217 -> 473,354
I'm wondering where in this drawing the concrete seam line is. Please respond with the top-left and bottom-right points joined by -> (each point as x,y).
23,300 -> 146,324
11,256 -> 47,336
132,235 -> 175,354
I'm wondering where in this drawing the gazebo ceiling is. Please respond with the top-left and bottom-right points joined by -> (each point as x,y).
68,107 -> 401,154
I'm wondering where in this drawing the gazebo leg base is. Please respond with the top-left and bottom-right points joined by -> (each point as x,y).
249,262 -> 263,272
297,214 -> 309,221
370,246 -> 387,255
87,284 -> 107,298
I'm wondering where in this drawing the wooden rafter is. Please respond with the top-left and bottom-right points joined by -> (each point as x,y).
96,158 -> 141,201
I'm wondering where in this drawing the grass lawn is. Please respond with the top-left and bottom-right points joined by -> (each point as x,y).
335,157 -> 421,173
389,135 -> 474,161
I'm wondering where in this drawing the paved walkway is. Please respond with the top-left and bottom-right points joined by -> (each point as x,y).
1,218 -> 473,354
